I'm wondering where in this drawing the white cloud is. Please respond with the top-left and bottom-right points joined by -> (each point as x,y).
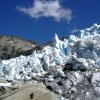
71,29 -> 80,34
17,0 -> 72,22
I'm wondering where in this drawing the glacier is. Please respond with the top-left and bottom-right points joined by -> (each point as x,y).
0,23 -> 100,82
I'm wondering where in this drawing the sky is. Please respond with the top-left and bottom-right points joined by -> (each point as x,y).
0,0 -> 100,44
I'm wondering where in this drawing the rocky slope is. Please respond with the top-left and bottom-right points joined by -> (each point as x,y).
0,24 -> 100,100
0,82 -> 60,100
0,35 -> 37,60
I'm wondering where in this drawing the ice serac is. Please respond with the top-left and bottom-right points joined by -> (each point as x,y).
54,33 -> 68,55
0,23 -> 100,82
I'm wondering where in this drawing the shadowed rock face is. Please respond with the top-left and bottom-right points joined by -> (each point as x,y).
0,35 -> 38,60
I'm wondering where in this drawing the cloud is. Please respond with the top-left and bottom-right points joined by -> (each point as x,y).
17,0 -> 72,22
71,29 -> 80,34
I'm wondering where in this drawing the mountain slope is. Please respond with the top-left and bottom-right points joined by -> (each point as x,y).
0,35 -> 37,60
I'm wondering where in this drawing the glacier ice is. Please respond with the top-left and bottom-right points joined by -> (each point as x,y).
92,72 -> 100,84
0,24 -> 100,81
54,33 -> 68,55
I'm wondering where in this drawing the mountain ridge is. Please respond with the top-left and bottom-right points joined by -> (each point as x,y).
0,35 -> 38,60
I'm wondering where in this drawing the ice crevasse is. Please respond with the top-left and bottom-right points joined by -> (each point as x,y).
0,23 -> 100,81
